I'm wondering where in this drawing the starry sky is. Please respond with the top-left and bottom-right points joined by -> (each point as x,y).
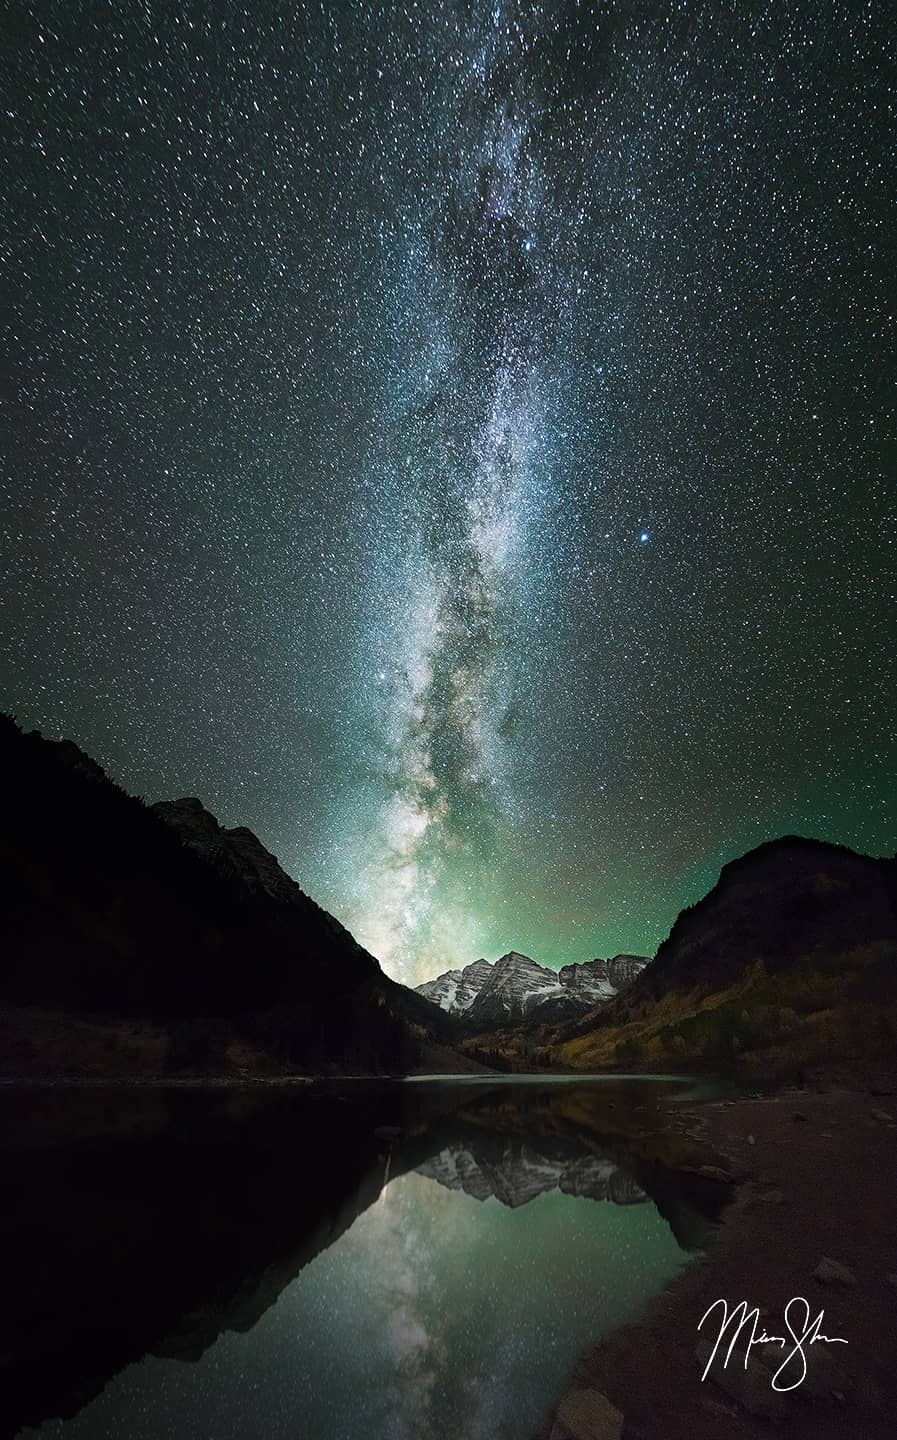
2,1 -> 895,986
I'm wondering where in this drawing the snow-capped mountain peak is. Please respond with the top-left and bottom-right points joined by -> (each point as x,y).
416,957 -> 495,1013
414,949 -> 649,1029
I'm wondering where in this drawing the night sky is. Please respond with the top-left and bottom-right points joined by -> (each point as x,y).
2,1 -> 895,986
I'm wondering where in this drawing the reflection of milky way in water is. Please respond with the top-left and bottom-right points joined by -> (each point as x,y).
31,1165 -> 691,1440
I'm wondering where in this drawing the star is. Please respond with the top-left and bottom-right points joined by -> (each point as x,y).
1,0 -> 892,987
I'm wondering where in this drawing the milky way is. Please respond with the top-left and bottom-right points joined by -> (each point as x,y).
2,2 -> 894,984
352,15 -> 568,977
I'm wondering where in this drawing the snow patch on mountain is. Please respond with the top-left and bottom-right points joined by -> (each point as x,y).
415,949 -> 650,1028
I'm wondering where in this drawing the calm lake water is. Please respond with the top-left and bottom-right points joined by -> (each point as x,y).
1,1076 -> 730,1440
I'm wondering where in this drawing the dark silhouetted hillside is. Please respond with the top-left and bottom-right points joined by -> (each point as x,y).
0,715 -> 453,1076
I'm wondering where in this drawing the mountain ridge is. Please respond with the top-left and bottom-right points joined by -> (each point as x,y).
0,715 -> 460,1077
416,948 -> 649,1030
552,834 -> 897,1075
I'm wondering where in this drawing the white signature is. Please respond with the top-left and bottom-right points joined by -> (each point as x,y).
698,1297 -> 848,1392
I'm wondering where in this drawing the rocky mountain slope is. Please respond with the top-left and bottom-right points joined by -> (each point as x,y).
0,715 -> 455,1077
415,958 -> 495,1013
152,797 -> 308,906
415,949 -> 649,1029
556,835 -> 897,1074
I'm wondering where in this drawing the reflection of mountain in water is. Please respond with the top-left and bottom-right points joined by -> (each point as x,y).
0,1080 -> 731,1439
418,1142 -> 647,1209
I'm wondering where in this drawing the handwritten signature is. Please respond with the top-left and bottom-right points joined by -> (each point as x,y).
698,1297 -> 848,1392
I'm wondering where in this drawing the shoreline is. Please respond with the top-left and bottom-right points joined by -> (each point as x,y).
0,1067 -> 722,1087
539,1085 -> 897,1439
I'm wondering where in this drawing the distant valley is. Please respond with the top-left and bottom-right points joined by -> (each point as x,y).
2,713 -> 894,1084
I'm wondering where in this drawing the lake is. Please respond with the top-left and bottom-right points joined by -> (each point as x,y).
1,1076 -> 731,1440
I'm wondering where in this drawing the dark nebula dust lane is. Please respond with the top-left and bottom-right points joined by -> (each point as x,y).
2,2 -> 894,984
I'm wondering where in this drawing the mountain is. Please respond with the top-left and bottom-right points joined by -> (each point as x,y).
469,951 -> 568,1025
560,954 -> 650,1002
415,949 -> 649,1030
416,957 -> 495,1013
606,954 -> 651,989
556,835 -> 897,1075
151,797 -> 310,907
0,715 -> 459,1077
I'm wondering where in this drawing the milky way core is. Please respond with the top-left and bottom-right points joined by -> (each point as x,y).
350,20 -> 569,979
2,2 -> 895,985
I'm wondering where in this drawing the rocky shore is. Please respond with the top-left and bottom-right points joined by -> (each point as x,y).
540,1085 -> 897,1439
